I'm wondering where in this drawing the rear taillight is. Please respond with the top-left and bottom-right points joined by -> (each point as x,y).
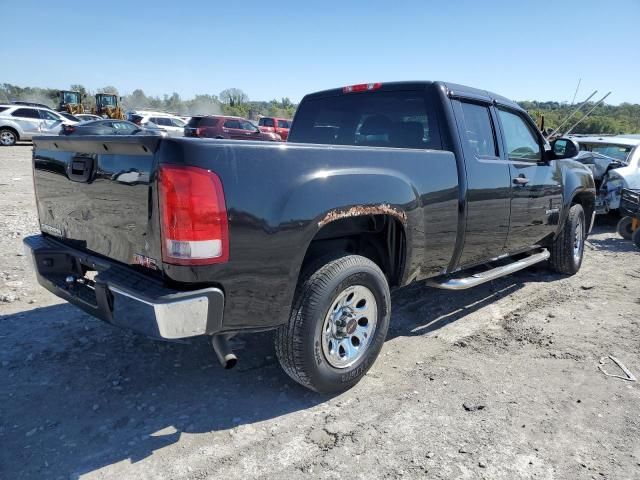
158,165 -> 229,265
342,82 -> 382,93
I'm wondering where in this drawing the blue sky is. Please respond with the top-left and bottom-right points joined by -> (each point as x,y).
2,0 -> 639,104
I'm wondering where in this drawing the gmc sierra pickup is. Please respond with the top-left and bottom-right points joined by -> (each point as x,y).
24,81 -> 595,394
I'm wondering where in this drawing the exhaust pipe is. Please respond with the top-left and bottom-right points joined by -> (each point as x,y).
211,335 -> 237,369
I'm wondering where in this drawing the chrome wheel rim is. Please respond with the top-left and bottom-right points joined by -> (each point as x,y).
0,131 -> 15,145
321,285 -> 377,369
573,217 -> 584,263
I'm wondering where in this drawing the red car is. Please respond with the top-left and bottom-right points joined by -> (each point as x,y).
258,117 -> 292,141
184,116 -> 281,141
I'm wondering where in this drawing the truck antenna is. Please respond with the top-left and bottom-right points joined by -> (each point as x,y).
563,92 -> 611,136
546,90 -> 597,140
570,78 -> 582,106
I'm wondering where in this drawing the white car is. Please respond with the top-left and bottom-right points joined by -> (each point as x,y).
569,135 -> 640,212
0,105 -> 77,146
126,111 -> 186,137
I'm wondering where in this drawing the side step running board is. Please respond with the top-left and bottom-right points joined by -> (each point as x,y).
427,249 -> 550,290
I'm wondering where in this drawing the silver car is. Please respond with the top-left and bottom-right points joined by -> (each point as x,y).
0,105 -> 77,146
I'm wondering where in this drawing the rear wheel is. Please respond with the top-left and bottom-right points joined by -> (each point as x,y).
617,216 -> 634,240
0,128 -> 17,146
549,204 -> 585,275
275,255 -> 390,394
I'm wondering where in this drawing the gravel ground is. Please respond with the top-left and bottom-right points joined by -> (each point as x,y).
1,144 -> 639,480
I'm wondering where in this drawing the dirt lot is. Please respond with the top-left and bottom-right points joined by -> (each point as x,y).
1,144 -> 639,480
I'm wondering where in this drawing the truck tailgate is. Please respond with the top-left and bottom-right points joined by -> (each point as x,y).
32,136 -> 163,271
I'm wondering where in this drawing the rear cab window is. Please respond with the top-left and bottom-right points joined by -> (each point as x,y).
289,89 -> 442,149
277,119 -> 290,129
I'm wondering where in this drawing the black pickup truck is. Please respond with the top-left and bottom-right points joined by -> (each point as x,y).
24,81 -> 595,393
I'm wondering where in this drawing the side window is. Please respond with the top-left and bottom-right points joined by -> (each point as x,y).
224,119 -> 240,129
458,102 -> 497,157
263,118 -> 275,127
171,118 -> 185,127
39,110 -> 61,121
277,119 -> 290,128
497,109 -> 541,161
240,120 -> 257,131
12,108 -> 40,119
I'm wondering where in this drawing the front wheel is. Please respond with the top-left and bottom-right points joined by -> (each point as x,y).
275,255 -> 391,394
549,203 -> 585,275
0,128 -> 17,146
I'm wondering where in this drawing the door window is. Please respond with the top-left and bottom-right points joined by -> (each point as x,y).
223,119 -> 241,129
497,109 -> 541,161
458,102 -> 497,158
155,118 -> 173,127
240,120 -> 258,131
11,108 -> 40,119
39,110 -> 61,121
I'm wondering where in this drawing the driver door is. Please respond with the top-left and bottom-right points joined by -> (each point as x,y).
240,120 -> 262,140
495,107 -> 563,252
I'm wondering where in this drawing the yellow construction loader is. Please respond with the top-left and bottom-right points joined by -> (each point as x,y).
93,93 -> 125,119
58,90 -> 85,115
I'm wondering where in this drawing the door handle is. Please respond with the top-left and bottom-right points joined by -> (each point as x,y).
513,176 -> 530,185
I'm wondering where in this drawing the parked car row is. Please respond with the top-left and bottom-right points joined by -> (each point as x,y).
0,103 -> 292,145
185,115 -> 282,141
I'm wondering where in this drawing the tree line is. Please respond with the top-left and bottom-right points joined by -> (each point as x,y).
1,83 -> 638,134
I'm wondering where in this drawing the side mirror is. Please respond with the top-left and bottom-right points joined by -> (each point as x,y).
550,138 -> 579,159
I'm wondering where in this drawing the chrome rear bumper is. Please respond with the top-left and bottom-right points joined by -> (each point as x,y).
23,235 -> 224,340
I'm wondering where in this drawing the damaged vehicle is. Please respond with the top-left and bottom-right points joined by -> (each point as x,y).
568,135 -> 640,214
24,81 -> 595,394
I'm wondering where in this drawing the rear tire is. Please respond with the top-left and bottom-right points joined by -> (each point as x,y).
617,216 -> 634,240
275,255 -> 390,394
0,128 -> 17,146
549,204 -> 585,275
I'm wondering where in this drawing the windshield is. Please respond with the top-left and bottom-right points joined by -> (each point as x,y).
289,90 -> 441,149
99,95 -> 117,107
580,143 -> 633,163
63,92 -> 80,104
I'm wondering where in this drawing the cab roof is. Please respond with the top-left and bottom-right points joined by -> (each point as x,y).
303,81 -> 523,112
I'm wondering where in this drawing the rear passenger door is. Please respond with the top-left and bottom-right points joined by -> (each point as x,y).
451,100 -> 511,267
495,107 -> 562,251
10,108 -> 42,138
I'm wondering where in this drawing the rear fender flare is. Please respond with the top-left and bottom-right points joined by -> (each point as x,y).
278,167 -> 421,285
